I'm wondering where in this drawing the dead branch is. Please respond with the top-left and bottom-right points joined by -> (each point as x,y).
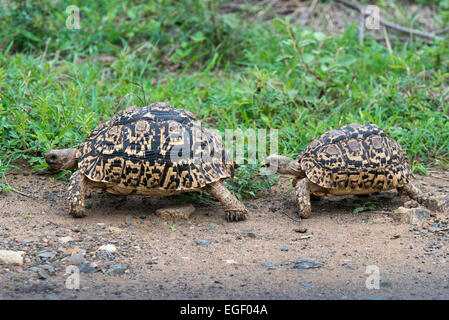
335,0 -> 445,41
435,27 -> 449,35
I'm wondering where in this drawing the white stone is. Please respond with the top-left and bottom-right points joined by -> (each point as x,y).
224,259 -> 237,264
98,244 -> 117,254
0,250 -> 25,266
108,226 -> 124,233
58,236 -> 73,243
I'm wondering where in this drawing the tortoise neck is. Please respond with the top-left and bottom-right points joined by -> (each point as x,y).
268,155 -> 303,176
63,148 -> 79,170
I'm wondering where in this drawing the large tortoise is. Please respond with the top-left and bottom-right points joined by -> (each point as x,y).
266,123 -> 438,218
45,102 -> 248,222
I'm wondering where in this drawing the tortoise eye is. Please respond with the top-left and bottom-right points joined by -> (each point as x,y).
46,154 -> 57,163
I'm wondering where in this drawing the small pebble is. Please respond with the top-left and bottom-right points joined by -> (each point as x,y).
196,240 -> 211,246
291,259 -> 322,269
240,231 -> 256,239
79,263 -> 97,274
66,253 -> 85,265
106,264 -> 128,276
261,262 -> 280,270
37,250 -> 56,260
303,283 -> 312,288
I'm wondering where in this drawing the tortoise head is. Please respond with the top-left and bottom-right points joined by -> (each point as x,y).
265,154 -> 303,176
45,148 -> 78,170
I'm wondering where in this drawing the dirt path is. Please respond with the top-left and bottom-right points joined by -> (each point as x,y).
0,165 -> 448,300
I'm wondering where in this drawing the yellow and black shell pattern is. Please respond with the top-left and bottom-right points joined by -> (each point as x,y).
298,123 -> 412,191
76,102 -> 233,192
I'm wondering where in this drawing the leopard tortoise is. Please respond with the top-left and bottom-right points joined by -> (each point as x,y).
266,123 -> 439,218
45,102 -> 247,222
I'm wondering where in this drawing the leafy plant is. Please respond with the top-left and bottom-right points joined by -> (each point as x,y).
225,164 -> 277,199
353,201 -> 378,214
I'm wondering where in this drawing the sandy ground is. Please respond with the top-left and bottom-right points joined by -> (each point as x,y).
0,164 -> 448,300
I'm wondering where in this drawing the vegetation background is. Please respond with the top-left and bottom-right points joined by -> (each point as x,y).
0,0 -> 448,197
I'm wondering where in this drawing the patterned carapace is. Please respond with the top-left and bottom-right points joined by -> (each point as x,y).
77,102 -> 233,192
298,123 -> 412,191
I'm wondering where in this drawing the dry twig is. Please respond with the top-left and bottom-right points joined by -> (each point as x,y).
2,174 -> 34,199
383,27 -> 393,56
359,6 -> 365,44
300,0 -> 319,24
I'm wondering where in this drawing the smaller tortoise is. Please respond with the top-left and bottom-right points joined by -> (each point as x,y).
45,102 -> 248,222
266,123 -> 438,218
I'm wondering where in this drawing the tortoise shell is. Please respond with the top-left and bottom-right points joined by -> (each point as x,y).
76,102 -> 232,192
298,123 -> 412,191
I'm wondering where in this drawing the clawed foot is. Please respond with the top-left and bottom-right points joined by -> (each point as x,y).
296,193 -> 312,218
69,204 -> 86,218
225,210 -> 248,222
297,203 -> 312,219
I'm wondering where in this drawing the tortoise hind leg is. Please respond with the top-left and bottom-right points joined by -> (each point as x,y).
205,181 -> 248,222
397,183 -> 440,211
67,170 -> 88,218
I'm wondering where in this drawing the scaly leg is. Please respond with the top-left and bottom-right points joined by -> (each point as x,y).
295,178 -> 313,218
67,170 -> 88,218
205,181 -> 248,222
397,182 -> 440,211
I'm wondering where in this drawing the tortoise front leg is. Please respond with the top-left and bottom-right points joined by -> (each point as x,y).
205,181 -> 248,222
397,183 -> 440,211
67,170 -> 88,218
294,178 -> 327,218
295,178 -> 312,218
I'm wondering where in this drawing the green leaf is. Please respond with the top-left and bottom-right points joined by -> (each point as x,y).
313,32 -> 327,42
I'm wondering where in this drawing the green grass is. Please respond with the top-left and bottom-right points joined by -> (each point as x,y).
1,0 -> 448,198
